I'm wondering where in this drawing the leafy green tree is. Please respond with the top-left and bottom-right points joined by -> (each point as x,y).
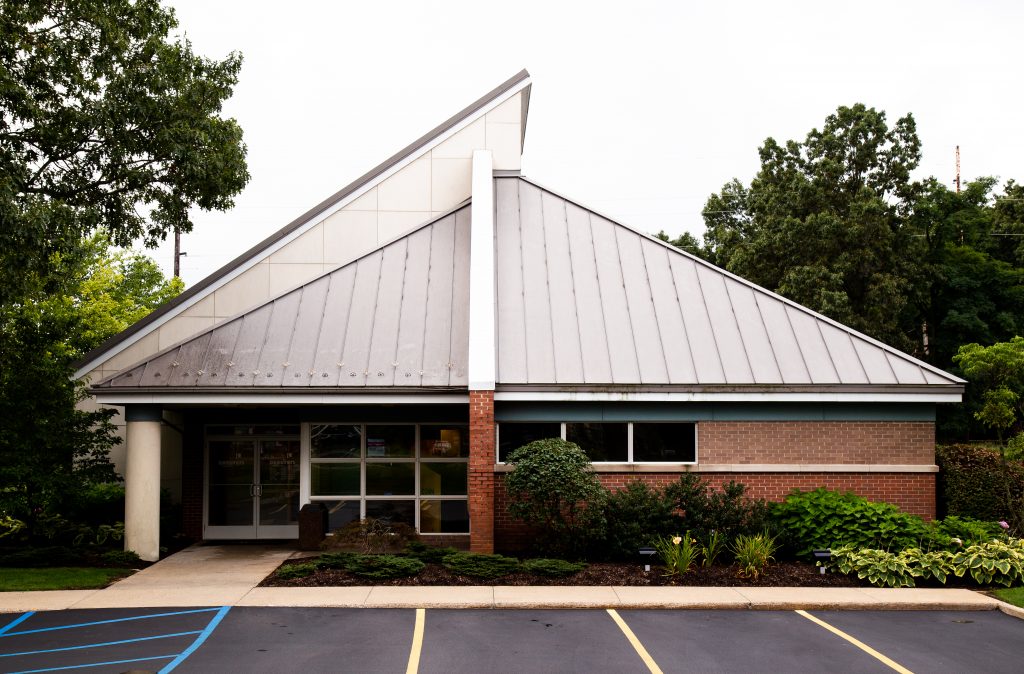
653,230 -> 709,260
505,439 -> 607,558
953,337 -> 1024,440
0,0 -> 245,539
0,235 -> 180,538
702,104 -> 921,349
0,0 -> 249,305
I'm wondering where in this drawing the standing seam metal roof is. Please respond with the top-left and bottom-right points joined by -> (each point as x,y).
493,177 -> 964,387
94,207 -> 471,390
74,69 -> 530,375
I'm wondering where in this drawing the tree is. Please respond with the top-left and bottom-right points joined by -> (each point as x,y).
0,0 -> 245,538
702,104 -> 922,350
0,0 -> 249,305
953,337 -> 1024,440
653,230 -> 709,261
0,235 -> 180,537
505,439 -> 607,558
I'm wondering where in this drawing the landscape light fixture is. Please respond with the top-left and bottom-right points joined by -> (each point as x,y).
639,546 -> 656,572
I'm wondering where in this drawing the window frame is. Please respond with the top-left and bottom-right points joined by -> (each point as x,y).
496,420 -> 698,465
304,422 -> 469,536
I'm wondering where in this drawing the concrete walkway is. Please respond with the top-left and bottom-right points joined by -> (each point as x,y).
1,544 -> 1020,617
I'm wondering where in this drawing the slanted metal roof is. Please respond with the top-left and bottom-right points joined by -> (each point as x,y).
493,177 -> 964,388
75,69 -> 530,377
95,207 -> 470,391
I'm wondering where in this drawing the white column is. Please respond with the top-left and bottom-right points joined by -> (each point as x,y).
468,149 -> 496,391
124,408 -> 162,562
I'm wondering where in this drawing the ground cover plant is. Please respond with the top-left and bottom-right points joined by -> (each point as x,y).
441,552 -> 521,579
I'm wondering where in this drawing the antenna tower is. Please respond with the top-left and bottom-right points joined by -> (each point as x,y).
955,145 -> 961,194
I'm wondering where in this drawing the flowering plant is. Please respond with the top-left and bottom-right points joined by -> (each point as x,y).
654,531 -> 699,577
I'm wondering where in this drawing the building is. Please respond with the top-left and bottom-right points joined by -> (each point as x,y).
77,71 -> 964,561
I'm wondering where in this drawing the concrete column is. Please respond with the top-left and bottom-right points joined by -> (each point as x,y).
124,405 -> 162,562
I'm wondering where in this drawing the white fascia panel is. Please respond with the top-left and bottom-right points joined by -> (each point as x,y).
94,393 -> 469,406
467,150 -> 496,390
493,391 -> 962,403
74,80 -> 532,380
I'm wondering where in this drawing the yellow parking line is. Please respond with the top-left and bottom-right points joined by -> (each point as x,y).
606,609 -> 664,674
406,608 -> 425,674
795,610 -> 913,674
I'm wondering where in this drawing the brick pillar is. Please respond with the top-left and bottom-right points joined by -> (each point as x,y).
469,390 -> 496,553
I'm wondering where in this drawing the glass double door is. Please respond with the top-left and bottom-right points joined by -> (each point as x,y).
206,438 -> 300,539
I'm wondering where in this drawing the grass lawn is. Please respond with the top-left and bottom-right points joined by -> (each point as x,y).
992,587 -> 1024,609
0,567 -> 133,592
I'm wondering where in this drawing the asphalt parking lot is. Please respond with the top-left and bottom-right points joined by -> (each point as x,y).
2,606 -> 1022,673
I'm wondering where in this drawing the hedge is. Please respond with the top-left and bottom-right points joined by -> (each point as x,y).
936,444 -> 1024,521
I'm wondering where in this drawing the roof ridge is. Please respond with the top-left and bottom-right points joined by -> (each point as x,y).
510,175 -> 964,386
76,70 -> 530,376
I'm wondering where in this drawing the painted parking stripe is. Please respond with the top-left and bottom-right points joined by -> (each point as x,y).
9,654 -> 177,674
795,610 -> 913,674
0,612 -> 34,636
158,605 -> 231,673
406,608 -> 425,674
606,609 -> 664,674
0,630 -> 202,658
0,607 -> 219,637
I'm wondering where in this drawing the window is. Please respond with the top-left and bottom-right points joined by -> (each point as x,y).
497,422 -> 561,462
309,423 -> 469,534
498,421 -> 697,464
566,422 -> 628,462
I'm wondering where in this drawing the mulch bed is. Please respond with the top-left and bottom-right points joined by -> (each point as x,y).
260,558 -> 863,588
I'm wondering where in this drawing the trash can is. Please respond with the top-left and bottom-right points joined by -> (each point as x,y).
299,502 -> 328,550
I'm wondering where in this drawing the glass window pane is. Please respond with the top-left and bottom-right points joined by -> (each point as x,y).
208,440 -> 254,484
207,425 -> 299,436
365,462 -> 415,495
365,425 -> 414,457
365,500 -> 415,527
207,485 -> 252,526
319,500 -> 360,532
498,422 -> 561,462
420,500 -> 469,533
421,425 -> 468,458
633,423 -> 696,462
311,424 -> 361,458
311,463 -> 360,496
260,485 -> 299,526
420,463 -> 467,496
566,422 -> 628,462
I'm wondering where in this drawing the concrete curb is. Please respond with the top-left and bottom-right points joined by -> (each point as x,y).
995,600 -> 1024,620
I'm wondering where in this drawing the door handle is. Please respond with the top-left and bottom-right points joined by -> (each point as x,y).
255,484 -> 263,497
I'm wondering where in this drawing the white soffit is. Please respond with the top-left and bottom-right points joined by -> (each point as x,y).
493,177 -> 964,391
74,72 -> 532,379
492,391 -> 962,403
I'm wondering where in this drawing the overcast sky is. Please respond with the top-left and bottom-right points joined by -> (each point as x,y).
151,0 -> 1024,285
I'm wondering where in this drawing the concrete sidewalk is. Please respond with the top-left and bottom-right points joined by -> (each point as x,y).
1,544 -> 1020,617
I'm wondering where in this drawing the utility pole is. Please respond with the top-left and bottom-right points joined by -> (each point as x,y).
955,145 -> 961,194
173,227 -> 186,278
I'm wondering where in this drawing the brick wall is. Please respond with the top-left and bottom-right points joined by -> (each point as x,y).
494,472 -> 936,552
469,390 -> 496,553
698,421 -> 934,464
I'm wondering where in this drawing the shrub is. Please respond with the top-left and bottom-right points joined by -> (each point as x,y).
505,439 -> 607,557
770,488 -> 931,558
321,518 -> 420,553
404,542 -> 460,563
0,545 -> 83,567
831,539 -> 1024,588
276,562 -> 319,580
99,549 -> 140,567
315,552 -> 355,569
597,481 -> 676,560
442,552 -> 520,579
932,516 -> 1005,546
937,444 -> 1024,523
521,558 -> 587,577
664,474 -> 770,540
654,532 -> 700,577
343,554 -> 424,579
732,532 -> 778,579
